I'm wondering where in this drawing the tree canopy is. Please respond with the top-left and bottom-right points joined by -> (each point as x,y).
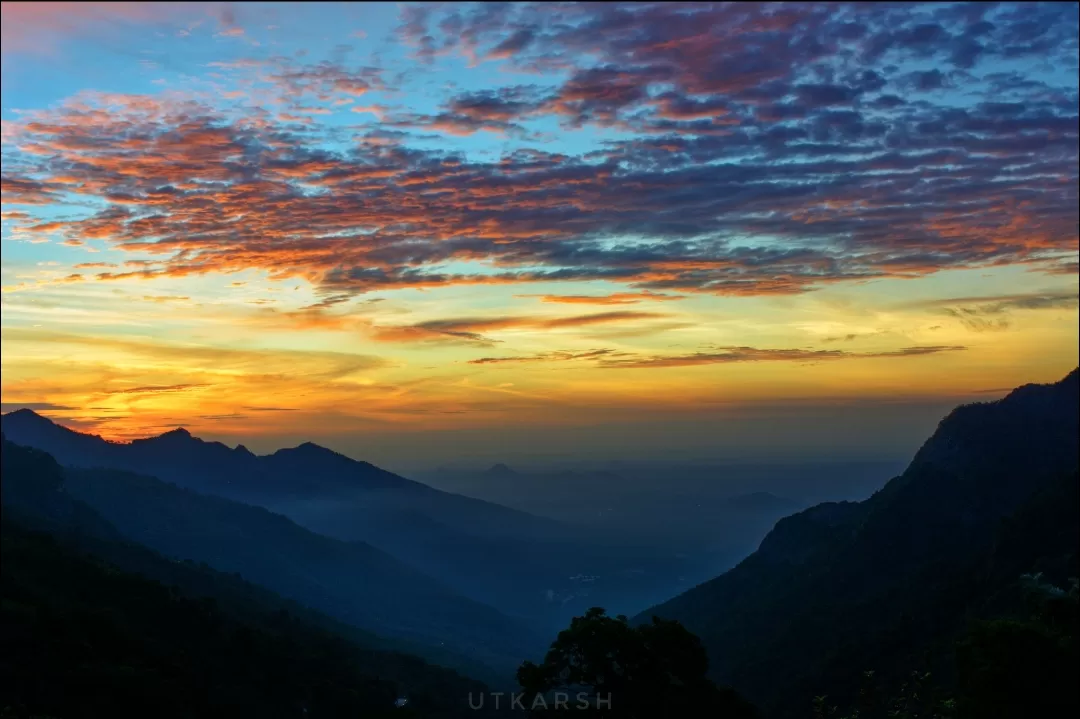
518,607 -> 758,718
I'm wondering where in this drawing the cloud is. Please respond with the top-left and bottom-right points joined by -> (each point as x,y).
105,383 -> 209,395
0,402 -> 78,413
468,349 -> 620,365
541,311 -> 663,329
0,175 -> 63,205
2,2 -> 1076,302
371,311 -> 666,344
929,291 -> 1080,314
487,27 -> 535,60
907,290 -> 1080,331
517,292 -> 686,305
1043,261 -> 1079,276
597,345 -> 967,369
2,328 -> 389,380
941,308 -> 1012,332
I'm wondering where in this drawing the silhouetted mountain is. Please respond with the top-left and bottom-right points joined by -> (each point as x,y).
2,411 -> 441,497
421,463 -> 814,596
0,435 -> 543,678
640,368 -> 1080,718
1,441 -> 502,717
0,411 -> 706,626
0,412 -> 582,609
0,412 -> 569,546
485,463 -> 518,479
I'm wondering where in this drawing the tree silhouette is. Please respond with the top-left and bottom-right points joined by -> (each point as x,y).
517,607 -> 758,718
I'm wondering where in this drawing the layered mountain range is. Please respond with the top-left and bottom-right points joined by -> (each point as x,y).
3,368 -> 1076,717
1,410 -> 683,624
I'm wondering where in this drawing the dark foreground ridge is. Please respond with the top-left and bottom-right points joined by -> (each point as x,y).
0,437 -> 501,718
641,368 -> 1080,717
0,434 -> 543,681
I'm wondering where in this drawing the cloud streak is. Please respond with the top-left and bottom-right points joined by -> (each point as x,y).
517,292 -> 686,305
104,383 -> 209,395
468,349 -> 621,365
907,290 -> 1080,331
597,345 -> 968,369
371,311 -> 666,344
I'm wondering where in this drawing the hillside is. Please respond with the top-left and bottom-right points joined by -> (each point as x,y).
0,411 -> 701,626
0,521 -> 503,719
0,436 -> 542,678
640,369 -> 1080,717
0,438 -> 506,718
0,410 -> 559,540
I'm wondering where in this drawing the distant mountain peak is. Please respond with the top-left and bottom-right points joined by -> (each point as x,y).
271,441 -> 349,463
741,491 -> 781,500
134,426 -> 200,446
295,441 -> 335,455
485,463 -> 518,478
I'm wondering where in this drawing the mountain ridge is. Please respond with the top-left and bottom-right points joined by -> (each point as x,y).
638,367 -> 1080,717
0,433 -> 544,678
0,409 -> 562,537
0,435 -> 507,716
0,410 -> 674,626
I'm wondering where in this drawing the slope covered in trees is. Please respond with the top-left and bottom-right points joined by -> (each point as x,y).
641,369 -> 1079,717
1,520 -> 499,719
0,410 -> 683,627
0,433 -> 524,690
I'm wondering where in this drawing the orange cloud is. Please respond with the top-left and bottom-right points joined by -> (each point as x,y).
4,52 -> 1076,302
518,292 -> 686,305
370,311 -> 666,344
105,383 -> 209,395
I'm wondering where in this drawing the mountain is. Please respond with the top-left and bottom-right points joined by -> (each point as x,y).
0,410 -> 556,538
1,442 -> 500,718
423,465 -> 805,545
485,463 -> 518,479
422,464 -> 813,593
0,435 -> 543,678
0,411 -> 577,613
639,368 -> 1080,717
0,411 -> 708,626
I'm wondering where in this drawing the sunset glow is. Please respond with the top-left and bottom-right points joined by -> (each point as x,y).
2,1 -> 1077,467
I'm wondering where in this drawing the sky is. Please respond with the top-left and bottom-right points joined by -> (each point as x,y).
1,1 -> 1078,471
